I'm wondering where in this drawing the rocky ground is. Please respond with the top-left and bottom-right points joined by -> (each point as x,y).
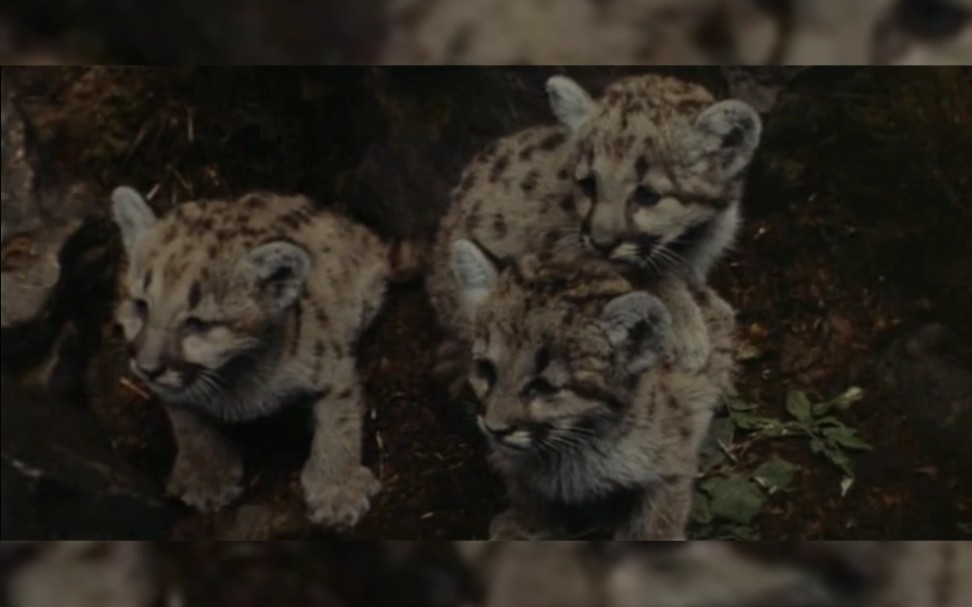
1,66 -> 970,541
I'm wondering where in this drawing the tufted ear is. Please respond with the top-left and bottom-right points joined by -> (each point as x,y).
111,186 -> 157,252
546,75 -> 598,133
236,241 -> 311,314
451,239 -> 499,318
600,291 -> 672,375
690,99 -> 763,179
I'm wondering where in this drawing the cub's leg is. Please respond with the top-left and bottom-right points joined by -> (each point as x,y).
657,277 -> 710,373
165,406 -> 244,512
300,356 -> 380,528
615,477 -> 693,541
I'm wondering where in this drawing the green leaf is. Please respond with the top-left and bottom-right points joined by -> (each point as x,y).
700,475 -> 767,525
690,492 -> 714,525
753,457 -> 800,493
820,443 -> 855,476
823,426 -> 874,451
812,401 -> 837,418
759,420 -> 804,438
810,438 -> 826,454
726,398 -> 756,413
832,386 -> 865,409
699,418 -> 736,473
786,391 -> 814,423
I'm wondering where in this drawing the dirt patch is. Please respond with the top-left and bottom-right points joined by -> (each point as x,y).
3,66 -> 970,539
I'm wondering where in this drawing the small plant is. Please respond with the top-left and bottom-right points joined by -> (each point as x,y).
691,387 -> 871,539
727,387 -> 871,476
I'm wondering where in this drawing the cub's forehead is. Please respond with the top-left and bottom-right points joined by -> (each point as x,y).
586,76 -> 715,155
600,75 -> 715,114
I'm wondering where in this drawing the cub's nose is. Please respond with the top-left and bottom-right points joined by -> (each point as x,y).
477,417 -> 514,440
134,361 -> 165,381
587,235 -> 620,255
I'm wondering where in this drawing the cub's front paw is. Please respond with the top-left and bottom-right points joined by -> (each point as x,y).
674,326 -> 711,373
166,448 -> 244,512
302,464 -> 380,529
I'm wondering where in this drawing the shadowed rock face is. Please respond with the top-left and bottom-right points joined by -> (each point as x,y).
1,73 -> 120,403
877,323 -> 972,453
1,382 -> 173,541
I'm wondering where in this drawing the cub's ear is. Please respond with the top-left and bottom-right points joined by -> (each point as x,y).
237,241 -> 311,314
546,75 -> 598,133
451,239 -> 499,318
691,99 -> 762,179
600,291 -> 672,375
111,186 -> 157,252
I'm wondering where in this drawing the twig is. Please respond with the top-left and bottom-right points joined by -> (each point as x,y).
119,376 -> 151,401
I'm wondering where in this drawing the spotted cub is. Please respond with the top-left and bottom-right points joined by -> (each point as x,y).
451,240 -> 735,539
382,0 -> 972,65
111,187 -> 391,528
427,73 -> 760,384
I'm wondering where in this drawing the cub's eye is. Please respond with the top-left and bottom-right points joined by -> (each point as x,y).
577,176 -> 597,200
182,317 -> 212,335
524,377 -> 558,398
132,298 -> 149,317
633,185 -> 661,207
474,358 -> 497,386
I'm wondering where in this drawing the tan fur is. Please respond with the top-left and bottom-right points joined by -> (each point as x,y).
113,190 -> 393,528
461,541 -> 972,607
382,0 -> 972,65
428,74 -> 752,379
456,246 -> 735,540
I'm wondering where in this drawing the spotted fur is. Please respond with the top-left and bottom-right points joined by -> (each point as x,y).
427,73 -> 758,376
382,0 -> 972,65
461,541 -> 972,607
452,241 -> 735,540
111,187 -> 392,528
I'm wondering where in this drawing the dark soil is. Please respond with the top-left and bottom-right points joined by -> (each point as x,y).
3,66 -> 970,540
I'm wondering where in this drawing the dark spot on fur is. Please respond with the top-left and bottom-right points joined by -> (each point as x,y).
457,172 -> 476,196
142,269 -> 153,291
242,194 -> 266,210
290,301 -> 303,356
490,154 -> 510,182
465,212 -> 483,232
519,144 -> 537,161
492,214 -> 508,238
521,170 -> 539,193
557,168 -> 569,180
337,388 -> 352,399
560,193 -> 576,213
534,346 -> 551,374
187,281 -> 202,310
446,24 -> 473,59
635,156 -> 649,180
667,395 -> 680,411
539,131 -> 566,151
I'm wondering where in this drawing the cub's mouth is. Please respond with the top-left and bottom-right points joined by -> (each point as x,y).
476,416 -> 540,451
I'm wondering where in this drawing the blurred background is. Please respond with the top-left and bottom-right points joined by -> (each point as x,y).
0,0 -> 971,65
2,541 -> 966,607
